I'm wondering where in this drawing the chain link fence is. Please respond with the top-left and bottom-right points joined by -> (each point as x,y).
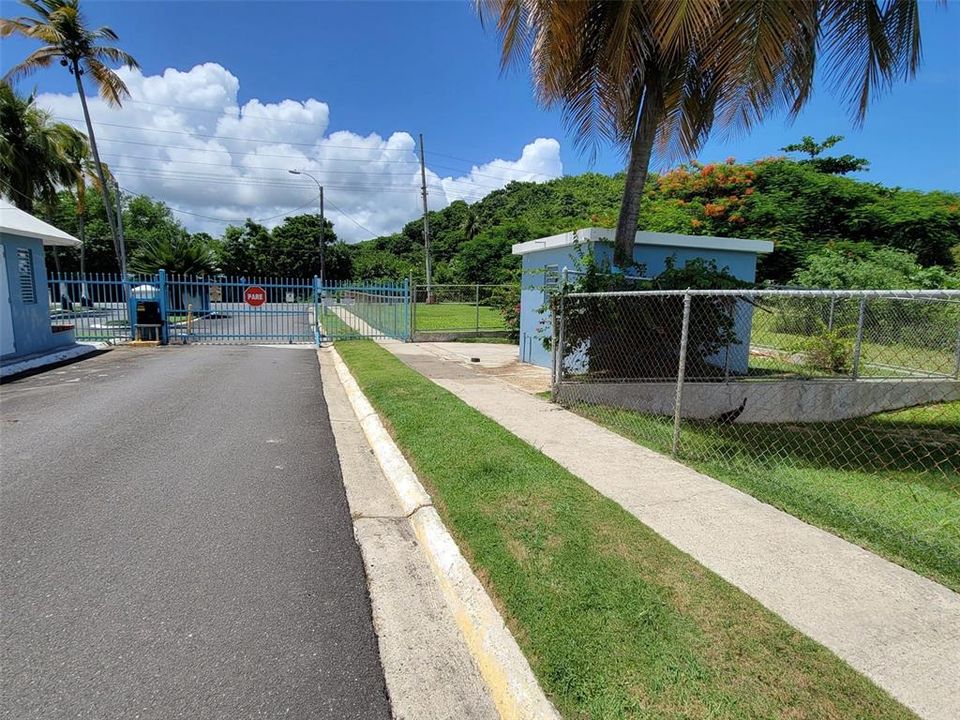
552,288 -> 960,589
412,283 -> 516,337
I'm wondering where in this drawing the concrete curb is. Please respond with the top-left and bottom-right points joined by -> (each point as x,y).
0,342 -> 110,379
328,347 -> 561,720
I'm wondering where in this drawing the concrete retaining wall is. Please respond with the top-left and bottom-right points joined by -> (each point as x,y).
412,329 -> 512,343
557,377 -> 960,423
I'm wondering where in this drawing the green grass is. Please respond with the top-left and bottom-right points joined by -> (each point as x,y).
414,303 -> 507,332
568,400 -> 960,592
336,340 -> 916,720
750,326 -> 955,376
319,309 -> 362,339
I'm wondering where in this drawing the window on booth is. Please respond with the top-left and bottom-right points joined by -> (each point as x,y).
16,248 -> 36,304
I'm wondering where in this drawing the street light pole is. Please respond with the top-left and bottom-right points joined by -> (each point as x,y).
289,170 -> 325,284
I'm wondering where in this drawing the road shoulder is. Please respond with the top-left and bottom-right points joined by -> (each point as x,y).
318,346 -> 502,720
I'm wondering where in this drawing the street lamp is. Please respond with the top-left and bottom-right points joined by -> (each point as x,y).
288,169 -> 325,284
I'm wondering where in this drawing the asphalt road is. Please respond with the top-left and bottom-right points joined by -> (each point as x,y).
168,303 -> 315,344
0,346 -> 390,719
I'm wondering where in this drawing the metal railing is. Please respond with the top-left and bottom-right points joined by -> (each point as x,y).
552,288 -> 960,578
411,283 -> 516,336
47,272 -> 150,342
321,279 -> 411,341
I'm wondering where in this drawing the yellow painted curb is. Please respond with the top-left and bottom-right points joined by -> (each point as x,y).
325,346 -> 560,720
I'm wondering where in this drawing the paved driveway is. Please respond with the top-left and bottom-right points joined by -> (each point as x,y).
1,346 -> 390,719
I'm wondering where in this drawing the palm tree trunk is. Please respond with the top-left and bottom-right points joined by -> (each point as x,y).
614,73 -> 664,267
72,61 -> 121,271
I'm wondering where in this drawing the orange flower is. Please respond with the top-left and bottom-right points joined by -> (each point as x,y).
704,203 -> 726,217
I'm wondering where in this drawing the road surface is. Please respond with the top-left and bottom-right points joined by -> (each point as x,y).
1,346 -> 390,719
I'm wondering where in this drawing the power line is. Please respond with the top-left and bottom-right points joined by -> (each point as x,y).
119,98 -> 331,127
53,114 -> 420,151
94,136 -> 422,164
322,196 -> 379,240
97,152 -> 517,192
54,115 -> 562,181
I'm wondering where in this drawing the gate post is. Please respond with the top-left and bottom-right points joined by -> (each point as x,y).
157,269 -> 169,345
404,276 -> 412,341
126,274 -> 137,341
313,275 -> 320,345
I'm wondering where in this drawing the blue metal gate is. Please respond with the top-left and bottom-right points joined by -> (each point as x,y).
165,274 -> 316,344
317,280 -> 410,341
48,272 -> 411,345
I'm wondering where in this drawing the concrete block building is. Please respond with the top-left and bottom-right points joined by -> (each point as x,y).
512,227 -> 773,367
1,200 -> 81,362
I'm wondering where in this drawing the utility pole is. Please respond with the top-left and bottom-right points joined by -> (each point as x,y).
288,170 -> 324,285
419,133 -> 433,303
319,185 -> 325,285
113,178 -> 128,280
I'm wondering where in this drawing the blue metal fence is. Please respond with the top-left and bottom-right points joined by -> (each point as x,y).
317,279 -> 410,341
165,274 -> 317,344
47,272 -> 148,342
48,273 -> 412,345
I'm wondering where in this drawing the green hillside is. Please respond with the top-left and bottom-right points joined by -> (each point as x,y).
351,152 -> 960,289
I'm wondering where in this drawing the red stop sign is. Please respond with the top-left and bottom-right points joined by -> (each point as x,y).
244,286 -> 266,307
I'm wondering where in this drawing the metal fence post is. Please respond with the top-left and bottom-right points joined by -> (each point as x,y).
313,275 -> 320,345
409,277 -> 416,339
851,295 -> 867,380
552,268 -> 568,401
672,292 -> 693,457
953,320 -> 960,379
157,269 -> 169,345
827,296 -> 837,332
475,283 -> 481,335
404,276 -> 412,341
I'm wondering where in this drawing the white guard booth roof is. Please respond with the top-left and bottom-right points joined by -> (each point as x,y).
0,199 -> 81,247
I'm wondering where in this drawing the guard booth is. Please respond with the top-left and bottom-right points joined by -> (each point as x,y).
130,284 -> 165,343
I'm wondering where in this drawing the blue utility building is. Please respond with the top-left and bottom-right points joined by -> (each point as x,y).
512,227 -> 774,368
1,200 -> 82,362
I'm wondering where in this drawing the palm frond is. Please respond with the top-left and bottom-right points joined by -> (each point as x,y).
820,0 -> 896,126
91,44 -> 139,70
2,46 -> 61,82
85,57 -> 129,106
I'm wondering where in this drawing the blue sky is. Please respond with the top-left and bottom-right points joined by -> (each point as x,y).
1,0 -> 958,238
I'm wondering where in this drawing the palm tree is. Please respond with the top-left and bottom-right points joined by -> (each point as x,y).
129,235 -> 217,276
58,122 -> 106,300
0,81 -> 77,210
1,0 -> 139,272
462,208 -> 481,241
478,0 -> 928,265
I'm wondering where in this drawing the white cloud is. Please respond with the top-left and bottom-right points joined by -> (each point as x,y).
34,63 -> 563,242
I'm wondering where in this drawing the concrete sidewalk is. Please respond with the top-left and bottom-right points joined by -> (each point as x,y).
378,339 -> 960,720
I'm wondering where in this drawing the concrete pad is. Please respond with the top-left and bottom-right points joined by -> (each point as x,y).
0,342 -> 108,379
318,347 -> 499,720
381,339 -> 960,720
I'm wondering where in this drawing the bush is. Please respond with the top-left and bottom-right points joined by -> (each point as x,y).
489,285 -> 520,341
799,325 -> 853,374
561,254 -> 749,380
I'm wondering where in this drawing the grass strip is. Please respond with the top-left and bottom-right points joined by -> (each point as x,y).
414,303 -> 507,331
336,340 -> 915,720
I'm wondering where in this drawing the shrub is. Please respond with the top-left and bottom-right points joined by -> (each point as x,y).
799,325 -> 853,374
